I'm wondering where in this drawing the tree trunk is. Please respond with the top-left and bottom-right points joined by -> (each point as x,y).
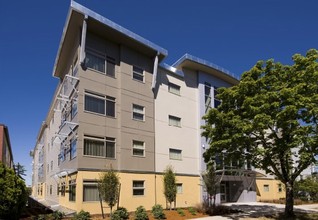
285,181 -> 295,217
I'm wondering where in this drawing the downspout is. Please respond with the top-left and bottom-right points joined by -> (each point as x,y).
80,15 -> 88,67
152,52 -> 159,205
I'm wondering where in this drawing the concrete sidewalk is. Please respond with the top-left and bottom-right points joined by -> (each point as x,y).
190,202 -> 318,220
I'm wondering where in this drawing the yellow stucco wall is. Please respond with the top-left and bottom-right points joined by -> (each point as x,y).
58,171 -> 200,214
256,178 -> 285,201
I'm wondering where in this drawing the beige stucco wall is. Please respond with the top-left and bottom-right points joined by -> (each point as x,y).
256,178 -> 285,201
58,171 -> 200,214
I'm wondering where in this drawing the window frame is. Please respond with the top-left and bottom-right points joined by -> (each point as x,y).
169,148 -> 182,160
213,86 -> 221,108
70,137 -> 77,160
69,180 -> 76,202
132,66 -> 144,82
132,140 -> 145,157
84,91 -> 116,117
83,135 -> 116,159
83,181 -> 99,202
168,115 -> 181,127
132,104 -> 145,121
176,183 -> 183,194
132,180 -> 145,196
168,82 -> 181,95
263,184 -> 269,192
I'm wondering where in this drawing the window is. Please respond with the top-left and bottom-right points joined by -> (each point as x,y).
169,148 -> 182,160
61,182 -> 66,197
133,181 -> 145,196
263,184 -> 269,192
70,138 -> 77,160
69,180 -> 76,201
86,50 -> 116,77
278,183 -> 282,193
84,136 -> 116,158
133,66 -> 144,82
86,51 -> 105,73
106,96 -> 116,116
177,183 -> 183,194
168,82 -> 180,95
47,164 -> 49,172
132,104 -> 145,121
84,92 -> 115,117
71,96 -> 78,119
50,161 -> 53,170
169,115 -> 181,127
106,57 -> 116,77
214,86 -> 221,108
205,83 -> 212,113
132,140 -> 145,157
50,185 -> 52,195
83,181 -> 99,202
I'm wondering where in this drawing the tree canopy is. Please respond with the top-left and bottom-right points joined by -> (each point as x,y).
202,49 -> 318,216
0,162 -> 28,220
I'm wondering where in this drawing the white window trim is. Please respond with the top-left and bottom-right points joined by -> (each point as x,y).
86,48 -> 116,77
132,140 -> 145,157
177,183 -> 183,194
132,104 -> 145,121
168,115 -> 181,127
84,91 -> 116,117
132,66 -> 144,83
83,135 -> 116,159
168,82 -> 181,95
169,148 -> 182,160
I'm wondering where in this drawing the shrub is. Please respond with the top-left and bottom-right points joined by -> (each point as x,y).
51,211 -> 65,220
0,162 -> 28,220
188,207 -> 197,215
177,208 -> 185,216
134,206 -> 148,220
73,210 -> 91,220
151,204 -> 165,219
112,207 -> 129,220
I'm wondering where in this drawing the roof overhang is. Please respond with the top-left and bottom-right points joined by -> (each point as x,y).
53,1 -> 168,78
173,54 -> 240,85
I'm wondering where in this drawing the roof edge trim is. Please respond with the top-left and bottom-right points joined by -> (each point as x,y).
172,53 -> 240,81
71,1 -> 168,57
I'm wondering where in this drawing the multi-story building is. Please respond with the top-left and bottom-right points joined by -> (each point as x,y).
31,1 -> 256,214
0,124 -> 14,169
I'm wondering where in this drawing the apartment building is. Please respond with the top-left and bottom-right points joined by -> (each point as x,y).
31,1 -> 254,214
0,124 -> 14,169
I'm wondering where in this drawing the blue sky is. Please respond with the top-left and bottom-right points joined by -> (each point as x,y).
1,0 -> 317,186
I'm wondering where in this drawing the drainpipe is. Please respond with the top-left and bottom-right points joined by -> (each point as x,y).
152,52 -> 159,205
80,15 -> 88,67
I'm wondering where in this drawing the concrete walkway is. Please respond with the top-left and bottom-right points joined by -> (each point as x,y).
190,202 -> 318,220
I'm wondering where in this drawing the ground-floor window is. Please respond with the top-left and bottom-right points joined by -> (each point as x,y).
133,180 -> 145,196
69,180 -> 76,201
83,181 -> 99,202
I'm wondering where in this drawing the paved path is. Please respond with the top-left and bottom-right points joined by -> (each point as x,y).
190,202 -> 318,220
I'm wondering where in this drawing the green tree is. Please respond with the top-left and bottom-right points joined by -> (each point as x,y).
295,176 -> 318,201
0,161 -> 28,219
202,164 -> 220,208
14,162 -> 27,180
98,168 -> 120,217
163,165 -> 177,210
202,49 -> 318,217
